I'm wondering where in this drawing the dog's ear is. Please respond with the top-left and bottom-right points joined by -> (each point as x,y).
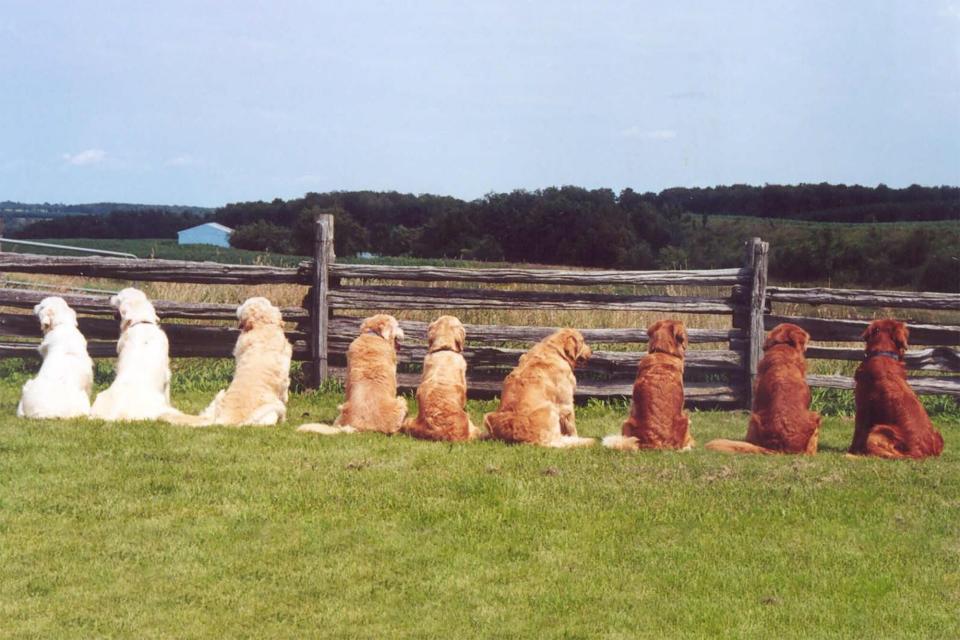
454,322 -> 465,353
672,322 -> 688,352
561,330 -> 591,365
426,317 -> 440,346
789,325 -> 810,353
647,320 -> 665,339
35,304 -> 55,332
891,321 -> 909,354
392,318 -> 404,346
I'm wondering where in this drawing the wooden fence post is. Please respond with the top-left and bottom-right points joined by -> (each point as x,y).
744,237 -> 769,409
310,214 -> 335,387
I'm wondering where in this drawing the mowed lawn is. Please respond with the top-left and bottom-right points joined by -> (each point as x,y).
1,375 -> 958,638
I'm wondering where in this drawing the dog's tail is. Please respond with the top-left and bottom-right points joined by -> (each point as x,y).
296,423 -> 357,435
601,434 -> 641,451
704,439 -> 775,455
160,410 -> 214,427
548,435 -> 597,448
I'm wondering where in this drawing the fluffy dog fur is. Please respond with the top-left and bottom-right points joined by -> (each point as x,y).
402,315 -> 480,442
164,297 -> 292,427
298,314 -> 407,435
706,323 -> 822,455
482,328 -> 594,448
603,320 -> 692,451
848,319 -> 944,459
90,288 -> 176,421
17,297 -> 94,419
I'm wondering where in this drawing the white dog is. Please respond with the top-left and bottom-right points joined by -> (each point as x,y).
17,297 -> 94,419
90,288 -> 176,421
164,297 -> 292,426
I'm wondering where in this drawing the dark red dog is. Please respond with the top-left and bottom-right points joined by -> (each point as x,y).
706,323 -> 821,455
848,319 -> 944,459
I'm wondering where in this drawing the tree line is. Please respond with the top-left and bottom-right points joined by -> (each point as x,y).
9,183 -> 958,291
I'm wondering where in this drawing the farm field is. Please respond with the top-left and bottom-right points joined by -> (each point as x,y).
0,361 -> 958,639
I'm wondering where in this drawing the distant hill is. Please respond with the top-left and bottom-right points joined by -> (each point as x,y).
0,201 -> 213,233
0,201 -> 212,216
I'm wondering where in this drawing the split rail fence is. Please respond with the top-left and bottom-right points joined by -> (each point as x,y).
1,214 -> 957,406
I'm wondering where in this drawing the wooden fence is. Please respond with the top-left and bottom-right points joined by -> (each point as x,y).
1,215 -> 957,404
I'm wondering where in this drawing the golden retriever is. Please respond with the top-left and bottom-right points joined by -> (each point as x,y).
17,296 -> 94,419
706,323 -> 821,455
90,288 -> 176,421
848,319 -> 944,459
482,328 -> 594,448
298,314 -> 407,435
402,315 -> 480,442
164,297 -> 292,426
603,319 -> 692,451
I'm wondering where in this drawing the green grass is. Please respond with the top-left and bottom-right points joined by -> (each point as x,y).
1,362 -> 958,638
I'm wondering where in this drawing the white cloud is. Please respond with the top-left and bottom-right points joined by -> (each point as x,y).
621,127 -> 677,140
165,154 -> 197,167
62,148 -> 106,166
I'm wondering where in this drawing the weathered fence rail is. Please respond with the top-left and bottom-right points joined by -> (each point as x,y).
2,215 -> 958,403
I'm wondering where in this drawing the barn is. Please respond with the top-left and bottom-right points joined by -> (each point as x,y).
177,222 -> 234,248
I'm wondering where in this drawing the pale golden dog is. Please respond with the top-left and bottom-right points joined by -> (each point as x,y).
402,315 -> 479,442
164,297 -> 292,426
298,314 -> 407,435
603,319 -> 692,451
483,328 -> 595,448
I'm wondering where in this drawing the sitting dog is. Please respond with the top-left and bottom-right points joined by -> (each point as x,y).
706,323 -> 821,455
402,315 -> 479,442
164,297 -> 292,426
298,314 -> 407,435
603,319 -> 692,451
17,296 -> 94,419
483,328 -> 595,448
90,288 -> 176,421
848,319 -> 944,459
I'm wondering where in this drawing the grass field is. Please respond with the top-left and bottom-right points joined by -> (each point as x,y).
1,360 -> 958,638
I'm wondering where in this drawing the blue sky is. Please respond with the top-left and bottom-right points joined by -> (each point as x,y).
1,0 -> 958,206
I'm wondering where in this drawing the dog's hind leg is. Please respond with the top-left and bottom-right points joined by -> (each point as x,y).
863,425 -> 908,459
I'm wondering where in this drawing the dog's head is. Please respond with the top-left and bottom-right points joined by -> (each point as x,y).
237,297 -> 284,332
763,323 -> 810,354
548,328 -> 592,368
426,315 -> 465,353
647,319 -> 688,358
862,319 -> 909,357
111,288 -> 159,331
360,314 -> 404,349
33,296 -> 78,334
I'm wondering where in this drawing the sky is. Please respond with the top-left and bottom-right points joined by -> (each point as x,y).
1,0 -> 958,207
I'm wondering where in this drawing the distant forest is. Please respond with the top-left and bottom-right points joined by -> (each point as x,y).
9,183 -> 959,291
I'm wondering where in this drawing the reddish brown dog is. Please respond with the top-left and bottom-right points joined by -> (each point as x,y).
848,319 -> 944,459
603,319 -> 692,451
706,323 -> 821,455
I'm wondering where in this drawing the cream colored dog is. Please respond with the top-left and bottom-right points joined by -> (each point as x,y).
90,288 -> 176,421
164,297 -> 292,427
298,314 -> 407,435
17,297 -> 94,419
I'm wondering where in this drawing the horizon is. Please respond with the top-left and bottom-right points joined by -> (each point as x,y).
4,179 -> 959,210
2,1 -> 958,207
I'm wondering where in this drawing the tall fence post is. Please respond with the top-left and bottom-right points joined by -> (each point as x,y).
310,214 -> 335,387
743,237 -> 769,409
